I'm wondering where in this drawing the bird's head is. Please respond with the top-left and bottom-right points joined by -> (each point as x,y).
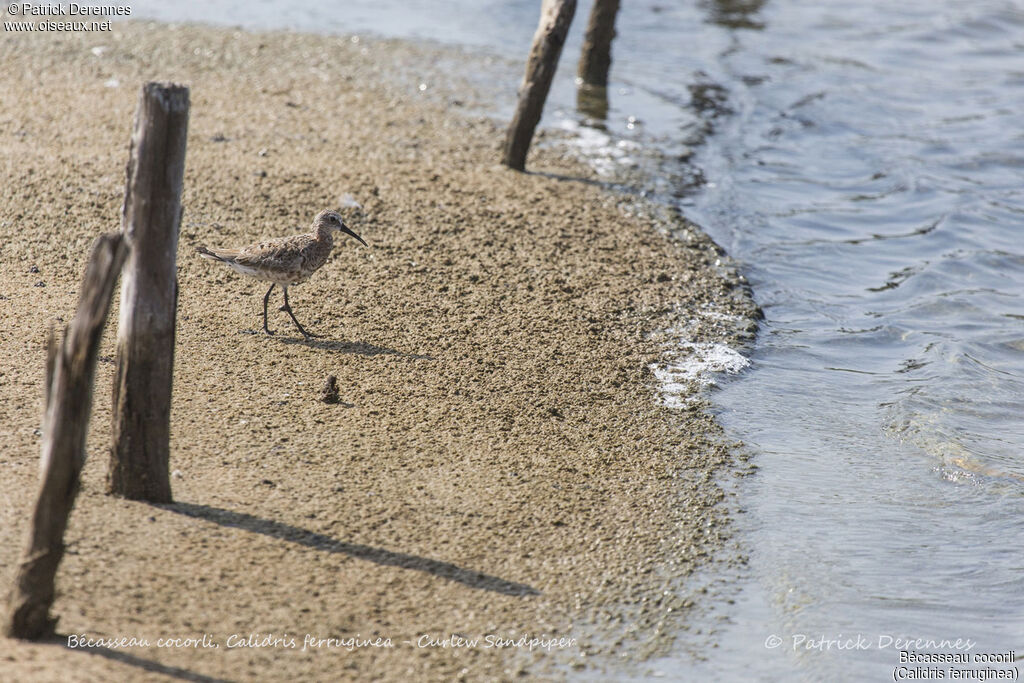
314,209 -> 367,247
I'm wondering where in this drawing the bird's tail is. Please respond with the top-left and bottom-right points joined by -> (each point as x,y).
196,245 -> 230,262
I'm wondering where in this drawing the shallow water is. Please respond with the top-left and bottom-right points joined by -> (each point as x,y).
667,1 -> 1024,679
127,0 -> 1024,679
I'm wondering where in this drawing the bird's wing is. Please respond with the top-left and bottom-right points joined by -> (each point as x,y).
231,235 -> 310,273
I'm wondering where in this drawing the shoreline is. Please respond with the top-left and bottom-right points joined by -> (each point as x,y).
0,20 -> 758,680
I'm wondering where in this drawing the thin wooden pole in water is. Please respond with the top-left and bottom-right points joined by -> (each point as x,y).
108,82 -> 189,503
577,0 -> 619,88
502,0 -> 577,171
575,0 -> 619,120
4,234 -> 127,640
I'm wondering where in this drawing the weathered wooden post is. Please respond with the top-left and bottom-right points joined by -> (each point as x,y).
577,0 -> 619,88
502,0 -> 577,171
575,0 -> 619,120
107,82 -> 189,503
5,234 -> 127,640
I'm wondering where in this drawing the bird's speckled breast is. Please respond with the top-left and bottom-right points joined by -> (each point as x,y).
299,235 -> 333,283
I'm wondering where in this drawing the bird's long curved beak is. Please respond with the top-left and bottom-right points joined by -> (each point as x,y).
341,222 -> 368,247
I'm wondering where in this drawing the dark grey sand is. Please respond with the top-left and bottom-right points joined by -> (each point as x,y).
0,20 -> 758,681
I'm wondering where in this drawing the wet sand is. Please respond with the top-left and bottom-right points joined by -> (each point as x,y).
0,20 -> 757,681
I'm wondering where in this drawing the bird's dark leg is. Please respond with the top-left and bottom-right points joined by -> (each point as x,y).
262,284 -> 276,336
280,286 -> 319,339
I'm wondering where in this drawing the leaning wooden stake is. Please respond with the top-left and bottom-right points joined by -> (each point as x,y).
5,234 -> 127,640
502,0 -> 577,171
107,82 -> 189,503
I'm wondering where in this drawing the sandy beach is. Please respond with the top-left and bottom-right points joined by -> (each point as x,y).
0,19 -> 757,681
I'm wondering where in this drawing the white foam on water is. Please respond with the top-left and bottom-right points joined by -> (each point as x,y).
653,340 -> 750,408
554,117 -> 639,176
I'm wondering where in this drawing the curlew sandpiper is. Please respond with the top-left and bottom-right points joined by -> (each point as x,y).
197,209 -> 367,338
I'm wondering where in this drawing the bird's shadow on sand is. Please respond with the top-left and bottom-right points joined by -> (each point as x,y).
280,336 -> 432,359
162,502 -> 540,597
242,330 -> 433,359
